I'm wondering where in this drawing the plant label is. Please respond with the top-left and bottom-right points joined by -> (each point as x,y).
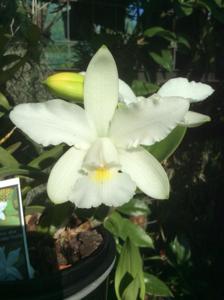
0,178 -> 32,281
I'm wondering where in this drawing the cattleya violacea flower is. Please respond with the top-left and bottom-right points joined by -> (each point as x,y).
120,78 -> 214,127
10,46 -> 190,208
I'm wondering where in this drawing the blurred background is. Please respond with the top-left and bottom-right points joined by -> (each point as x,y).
0,1 -> 224,299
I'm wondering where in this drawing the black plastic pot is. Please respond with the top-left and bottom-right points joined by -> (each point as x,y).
1,227 -> 116,300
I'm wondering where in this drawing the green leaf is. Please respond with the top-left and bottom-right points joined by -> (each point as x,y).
122,276 -> 141,300
174,0 -> 195,16
147,126 -> 187,162
131,80 -> 159,96
104,211 -> 154,248
0,92 -> 11,110
177,35 -> 191,49
144,273 -> 173,297
28,144 -> 65,169
144,27 -> 176,42
115,239 -> 145,300
144,26 -> 167,38
117,198 -> 150,216
149,50 -> 173,72
0,166 -> 46,180
214,0 -> 224,8
38,202 -> 74,233
6,142 -> 22,154
0,146 -> 20,168
178,3 -> 193,16
169,236 -> 191,265
201,0 -> 224,23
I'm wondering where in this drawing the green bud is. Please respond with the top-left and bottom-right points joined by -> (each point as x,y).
43,72 -> 84,102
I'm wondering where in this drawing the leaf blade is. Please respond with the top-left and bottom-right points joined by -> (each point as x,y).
144,273 -> 173,297
0,146 -> 20,168
147,126 -> 187,162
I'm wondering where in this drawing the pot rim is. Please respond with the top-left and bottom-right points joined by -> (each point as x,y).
65,257 -> 115,300
0,226 -> 116,300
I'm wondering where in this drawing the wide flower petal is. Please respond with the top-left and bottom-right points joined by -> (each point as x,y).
83,137 -> 119,168
110,95 -> 189,148
69,168 -> 136,208
180,111 -> 211,127
47,147 -> 87,204
10,99 -> 94,148
118,79 -> 137,105
84,46 -> 119,136
119,147 -> 170,199
158,77 -> 214,103
78,74 -> 136,105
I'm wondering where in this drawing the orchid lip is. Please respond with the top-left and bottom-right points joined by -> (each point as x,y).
91,167 -> 113,182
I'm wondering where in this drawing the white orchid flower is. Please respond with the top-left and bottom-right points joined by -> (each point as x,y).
0,247 -> 23,281
10,47 -> 189,208
120,78 -> 214,128
0,201 -> 7,221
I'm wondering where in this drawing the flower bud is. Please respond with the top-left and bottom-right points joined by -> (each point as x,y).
43,72 -> 84,102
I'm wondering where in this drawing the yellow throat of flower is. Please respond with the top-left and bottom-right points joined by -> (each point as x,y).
91,167 -> 112,182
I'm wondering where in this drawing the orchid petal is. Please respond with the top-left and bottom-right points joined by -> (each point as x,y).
83,137 -> 119,168
110,95 -> 189,148
84,46 -> 119,136
180,111 -> 211,127
10,100 -> 94,148
118,79 -> 137,104
47,147 -> 86,204
158,77 -> 214,103
119,147 -> 170,199
69,168 -> 136,208
79,73 -> 137,105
